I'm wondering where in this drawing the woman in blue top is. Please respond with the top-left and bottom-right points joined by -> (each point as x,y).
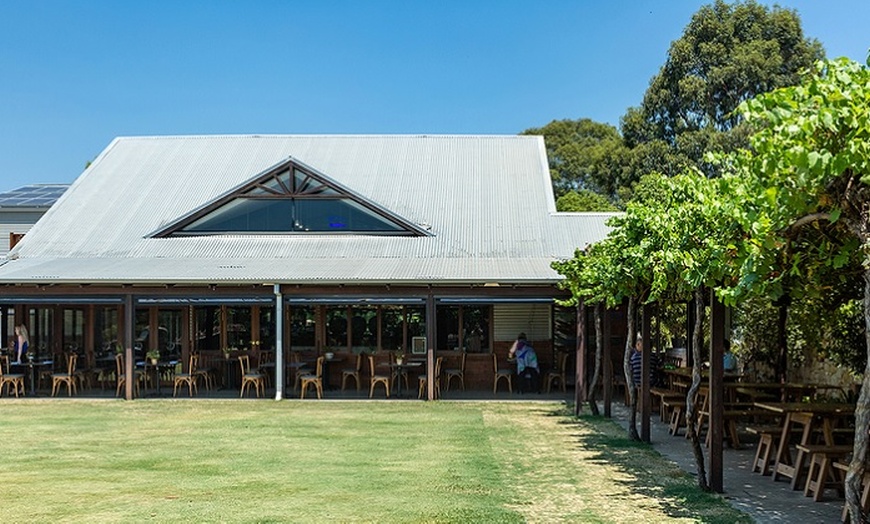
14,324 -> 29,364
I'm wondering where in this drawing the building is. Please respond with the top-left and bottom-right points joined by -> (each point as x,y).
0,135 -> 615,399
0,184 -> 69,256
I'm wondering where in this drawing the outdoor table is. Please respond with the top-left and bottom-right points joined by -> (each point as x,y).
12,359 -> 52,396
321,355 -> 344,390
380,361 -> 422,397
141,360 -> 178,397
755,401 -> 855,490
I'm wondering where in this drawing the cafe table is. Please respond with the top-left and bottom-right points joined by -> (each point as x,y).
754,401 -> 855,490
380,361 -> 422,397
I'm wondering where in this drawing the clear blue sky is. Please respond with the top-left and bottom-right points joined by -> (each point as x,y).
1,1 -> 867,193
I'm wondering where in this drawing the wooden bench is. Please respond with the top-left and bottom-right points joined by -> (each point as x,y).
747,426 -> 781,475
797,444 -> 853,501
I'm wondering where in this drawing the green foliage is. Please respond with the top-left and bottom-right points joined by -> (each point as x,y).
622,0 -> 823,177
555,189 -> 618,212
522,118 -> 627,200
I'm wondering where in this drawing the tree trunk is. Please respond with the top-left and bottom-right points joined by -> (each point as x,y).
845,269 -> 870,523
685,287 -> 709,491
625,296 -> 640,441
588,303 -> 603,416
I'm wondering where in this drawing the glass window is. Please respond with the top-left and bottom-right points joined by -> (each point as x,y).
290,306 -> 316,351
62,308 -> 85,353
381,306 -> 403,352
194,306 -> 221,352
259,307 -> 275,351
405,306 -> 426,350
226,307 -> 251,349
350,306 -> 377,351
463,306 -> 490,353
325,306 -> 348,349
95,307 -> 119,355
437,305 -> 459,350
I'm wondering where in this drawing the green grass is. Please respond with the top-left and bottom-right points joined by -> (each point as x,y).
0,400 -> 750,523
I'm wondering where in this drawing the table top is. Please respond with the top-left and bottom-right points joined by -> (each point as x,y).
754,401 -> 855,415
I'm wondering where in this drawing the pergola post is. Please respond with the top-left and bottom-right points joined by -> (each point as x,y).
274,284 -> 284,400
640,304 -> 652,442
574,300 -> 587,416
602,307 -> 612,418
124,294 -> 134,401
426,292 -> 436,401
709,290 -> 726,493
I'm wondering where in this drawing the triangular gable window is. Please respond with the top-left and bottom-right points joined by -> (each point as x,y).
154,158 -> 428,237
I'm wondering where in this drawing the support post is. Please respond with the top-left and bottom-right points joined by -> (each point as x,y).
602,307 -> 612,418
574,301 -> 587,416
274,284 -> 284,400
426,292 -> 436,400
641,304 -> 652,442
124,294 -> 134,400
709,290 -> 725,493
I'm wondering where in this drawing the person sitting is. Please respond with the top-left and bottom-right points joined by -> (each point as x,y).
509,333 -> 539,393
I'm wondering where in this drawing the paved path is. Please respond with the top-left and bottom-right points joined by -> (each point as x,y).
605,402 -> 845,523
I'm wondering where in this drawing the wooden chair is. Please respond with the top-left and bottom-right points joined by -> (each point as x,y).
239,354 -> 265,398
443,351 -> 466,391
341,353 -> 362,391
0,355 -> 25,397
300,356 -> 324,399
418,357 -> 443,399
545,352 -> 570,393
51,353 -> 78,396
114,353 -> 143,397
192,353 -> 214,392
368,355 -> 390,398
493,353 -> 512,394
173,354 -> 199,397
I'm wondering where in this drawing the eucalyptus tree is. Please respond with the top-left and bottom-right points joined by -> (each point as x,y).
717,57 -> 870,522
622,0 -> 824,178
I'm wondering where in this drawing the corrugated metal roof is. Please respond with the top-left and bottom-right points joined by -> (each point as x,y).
0,135 -> 614,284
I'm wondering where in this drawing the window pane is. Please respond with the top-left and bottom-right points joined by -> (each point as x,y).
226,307 -> 251,349
350,306 -> 377,351
462,306 -> 490,353
437,305 -> 459,350
325,306 -> 348,349
296,199 -> 404,232
290,306 -> 316,351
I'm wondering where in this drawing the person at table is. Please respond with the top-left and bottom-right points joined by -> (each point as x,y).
722,339 -> 738,372
508,333 -> 539,393
630,334 -> 660,388
13,324 -> 29,365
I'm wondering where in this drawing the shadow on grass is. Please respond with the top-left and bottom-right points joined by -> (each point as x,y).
544,404 -> 751,524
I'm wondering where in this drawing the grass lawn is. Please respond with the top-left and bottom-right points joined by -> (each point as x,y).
0,399 -> 750,523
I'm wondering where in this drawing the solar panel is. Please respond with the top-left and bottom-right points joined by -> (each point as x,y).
0,184 -> 69,208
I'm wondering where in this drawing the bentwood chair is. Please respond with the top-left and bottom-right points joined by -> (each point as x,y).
493,353 -> 512,394
114,352 -> 144,397
417,357 -> 443,399
341,353 -> 362,392
173,354 -> 199,397
300,356 -> 324,399
51,353 -> 78,396
545,352 -> 570,393
0,355 -> 25,397
444,351 -> 466,391
368,355 -> 390,398
239,354 -> 265,398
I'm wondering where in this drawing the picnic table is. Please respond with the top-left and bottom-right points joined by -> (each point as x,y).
754,401 -> 855,490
